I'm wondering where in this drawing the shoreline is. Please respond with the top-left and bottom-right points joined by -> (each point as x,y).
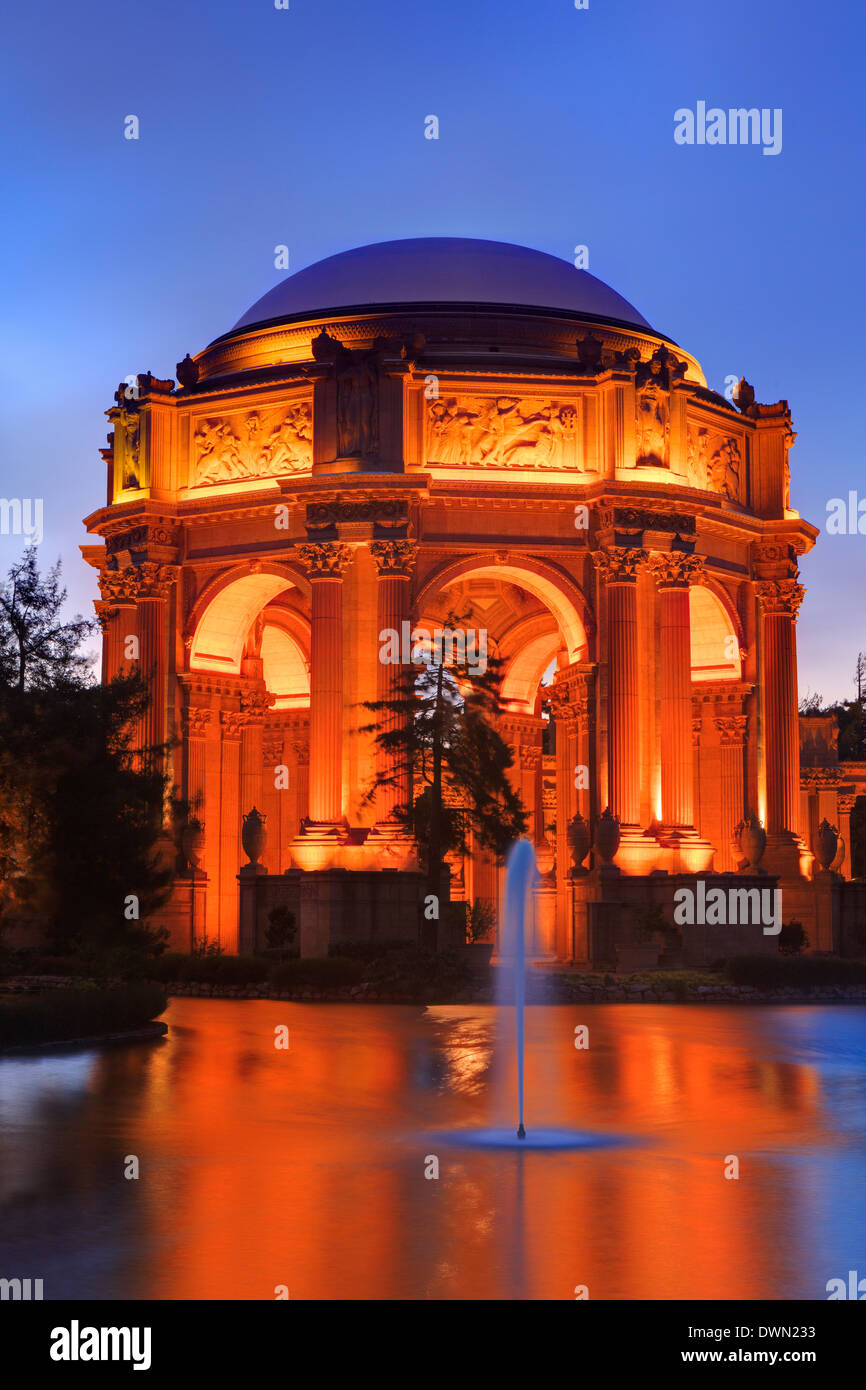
0,1020 -> 168,1056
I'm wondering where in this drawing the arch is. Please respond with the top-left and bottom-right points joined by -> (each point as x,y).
260,624 -> 310,708
415,555 -> 591,664
189,562 -> 308,676
500,632 -> 561,710
689,583 -> 741,682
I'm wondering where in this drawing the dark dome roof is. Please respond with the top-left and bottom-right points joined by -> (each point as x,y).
230,237 -> 655,334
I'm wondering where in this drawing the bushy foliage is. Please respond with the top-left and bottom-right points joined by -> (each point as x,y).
270,957 -> 365,990
0,982 -> 167,1047
724,954 -> 866,988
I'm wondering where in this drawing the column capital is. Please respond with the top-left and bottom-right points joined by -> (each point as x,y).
647,551 -> 705,589
93,600 -> 117,631
369,538 -> 417,577
100,561 -> 178,601
715,713 -> 748,745
297,541 -> 354,578
184,706 -> 213,738
220,709 -> 245,740
591,546 -> 648,583
755,577 -> 805,618
240,688 -> 273,721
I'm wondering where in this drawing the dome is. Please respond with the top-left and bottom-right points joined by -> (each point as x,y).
229,237 -> 656,336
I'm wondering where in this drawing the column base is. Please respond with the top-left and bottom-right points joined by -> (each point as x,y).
763,831 -> 812,880
290,819 -> 348,872
613,825 -> 664,875
364,820 -> 419,870
655,826 -> 715,874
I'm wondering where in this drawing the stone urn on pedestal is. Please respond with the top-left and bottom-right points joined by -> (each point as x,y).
567,812 -> 590,877
242,807 -> 267,871
181,818 -> 205,874
735,815 -> 766,874
815,818 -> 839,873
593,807 -> 621,870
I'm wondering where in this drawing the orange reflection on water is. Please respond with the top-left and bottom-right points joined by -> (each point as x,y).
2,1000 -> 863,1300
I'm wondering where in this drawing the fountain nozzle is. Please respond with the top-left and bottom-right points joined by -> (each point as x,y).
517,1124 -> 526,1140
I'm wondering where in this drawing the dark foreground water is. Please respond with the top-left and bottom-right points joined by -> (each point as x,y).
1,1001 -> 865,1300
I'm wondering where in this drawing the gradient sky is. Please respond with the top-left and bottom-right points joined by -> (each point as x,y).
1,0 -> 863,701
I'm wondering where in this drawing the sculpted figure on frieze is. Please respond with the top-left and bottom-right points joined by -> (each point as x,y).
427,395 -> 580,470
687,423 -> 743,502
192,405 -> 313,486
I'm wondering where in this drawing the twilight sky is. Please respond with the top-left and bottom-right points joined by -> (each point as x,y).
1,0 -> 864,701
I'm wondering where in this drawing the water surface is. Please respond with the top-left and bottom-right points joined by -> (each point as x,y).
1,1000 -> 864,1300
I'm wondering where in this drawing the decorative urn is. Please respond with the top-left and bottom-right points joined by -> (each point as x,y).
242,807 -> 267,865
593,807 -> 621,866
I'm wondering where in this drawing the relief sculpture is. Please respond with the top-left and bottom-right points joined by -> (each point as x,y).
427,396 -> 580,470
192,404 -> 312,486
687,424 -> 742,502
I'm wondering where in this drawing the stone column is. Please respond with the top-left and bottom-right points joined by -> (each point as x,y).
218,709 -> 243,951
715,713 -> 748,872
240,690 -> 269,833
292,543 -> 353,866
94,595 -> 137,683
592,548 -> 658,871
592,549 -> 643,825
757,578 -> 807,875
649,553 -> 703,831
369,539 -> 417,830
126,563 -> 177,776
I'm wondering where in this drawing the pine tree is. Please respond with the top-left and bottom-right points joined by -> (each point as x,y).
362,612 -> 528,938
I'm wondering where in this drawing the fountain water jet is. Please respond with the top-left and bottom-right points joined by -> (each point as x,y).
501,838 -> 537,1139
430,837 -> 633,1153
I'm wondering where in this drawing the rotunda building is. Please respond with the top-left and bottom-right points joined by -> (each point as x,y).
82,237 -> 822,960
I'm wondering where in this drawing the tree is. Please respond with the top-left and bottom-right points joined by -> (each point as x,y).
361,614 -> 528,936
0,549 -> 173,955
0,675 -> 173,953
0,548 -> 95,691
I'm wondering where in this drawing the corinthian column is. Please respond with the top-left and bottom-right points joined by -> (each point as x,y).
292,543 -> 353,866
757,577 -> 807,875
592,549 -> 643,826
369,539 -> 417,830
592,548 -> 660,873
715,713 -> 748,872
126,563 -> 177,775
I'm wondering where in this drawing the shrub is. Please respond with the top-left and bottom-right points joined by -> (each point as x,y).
326,939 -> 415,961
146,952 -> 186,983
725,955 -> 866,989
265,906 -> 297,953
176,954 -> 269,986
0,982 -> 167,1047
270,957 -> 365,990
778,919 -> 810,956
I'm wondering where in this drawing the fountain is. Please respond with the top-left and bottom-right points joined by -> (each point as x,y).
433,838 -> 629,1151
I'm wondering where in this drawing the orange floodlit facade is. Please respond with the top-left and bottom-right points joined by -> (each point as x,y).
81,237 -> 851,960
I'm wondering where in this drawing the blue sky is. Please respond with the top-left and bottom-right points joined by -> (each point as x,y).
1,0 -> 863,699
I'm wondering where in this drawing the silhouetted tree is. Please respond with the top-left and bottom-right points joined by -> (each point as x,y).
361,614 -> 527,933
0,548 -> 95,690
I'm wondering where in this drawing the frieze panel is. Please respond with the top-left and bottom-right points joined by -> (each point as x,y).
687,423 -> 744,502
191,404 -> 312,487
426,396 -> 581,471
